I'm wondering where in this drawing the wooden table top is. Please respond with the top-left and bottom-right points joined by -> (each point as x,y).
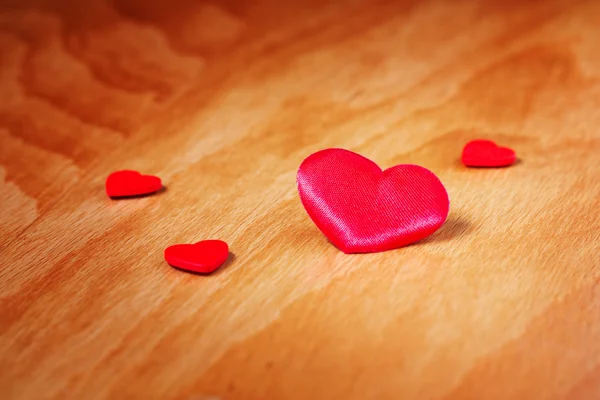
1,0 -> 599,399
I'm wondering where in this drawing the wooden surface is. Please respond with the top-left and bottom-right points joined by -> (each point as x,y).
1,0 -> 600,399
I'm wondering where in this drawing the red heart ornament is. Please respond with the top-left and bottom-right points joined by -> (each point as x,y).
461,139 -> 516,167
164,240 -> 229,274
297,148 -> 450,254
106,170 -> 162,198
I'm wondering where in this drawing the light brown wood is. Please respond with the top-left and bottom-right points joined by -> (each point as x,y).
1,0 -> 600,399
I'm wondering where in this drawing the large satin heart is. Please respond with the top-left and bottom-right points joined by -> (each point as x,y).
297,148 -> 449,253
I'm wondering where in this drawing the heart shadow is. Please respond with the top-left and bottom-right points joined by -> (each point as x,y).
211,252 -> 236,276
109,185 -> 167,200
415,215 -> 473,245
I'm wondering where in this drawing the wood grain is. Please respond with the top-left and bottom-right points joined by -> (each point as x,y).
1,0 -> 599,399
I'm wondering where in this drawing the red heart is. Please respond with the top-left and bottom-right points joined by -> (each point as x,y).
461,139 -> 516,167
164,240 -> 229,274
106,170 -> 162,198
297,148 -> 449,254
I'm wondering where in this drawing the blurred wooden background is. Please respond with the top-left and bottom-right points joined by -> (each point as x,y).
1,0 -> 599,399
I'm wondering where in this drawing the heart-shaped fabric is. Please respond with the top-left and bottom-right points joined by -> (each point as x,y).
164,240 -> 229,274
106,170 -> 162,198
461,139 -> 516,167
297,148 -> 449,254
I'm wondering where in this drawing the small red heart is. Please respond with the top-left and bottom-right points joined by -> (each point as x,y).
106,170 -> 162,198
297,148 -> 449,254
461,139 -> 516,167
164,240 -> 229,274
